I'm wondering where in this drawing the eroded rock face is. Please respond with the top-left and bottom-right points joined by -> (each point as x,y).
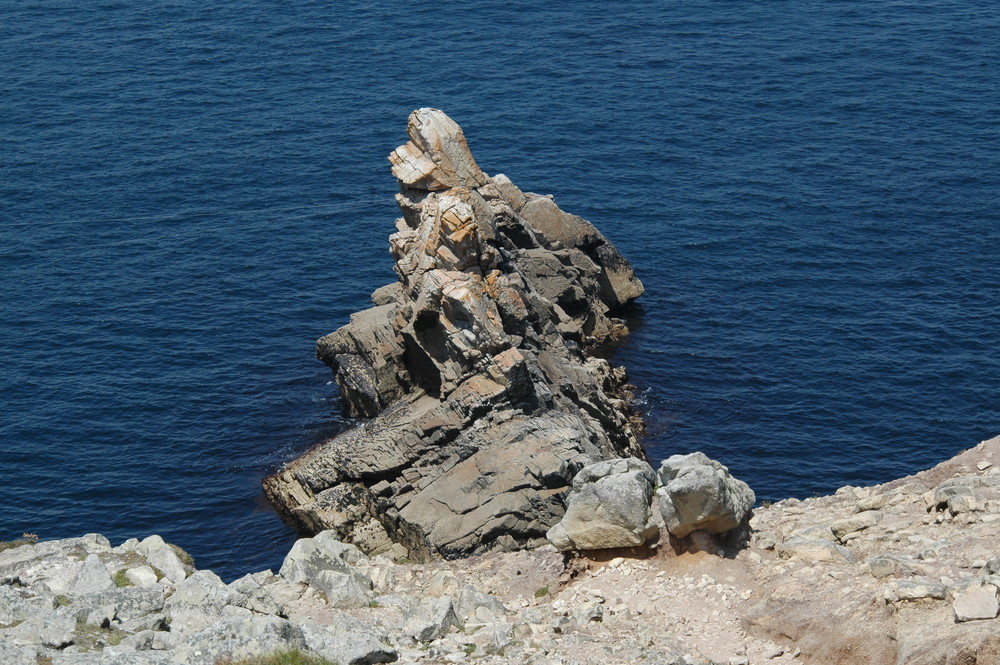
264,108 -> 645,560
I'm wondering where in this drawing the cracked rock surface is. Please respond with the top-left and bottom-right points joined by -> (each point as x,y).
264,109 -> 645,561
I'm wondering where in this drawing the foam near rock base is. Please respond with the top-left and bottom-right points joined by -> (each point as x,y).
264,108 -> 646,560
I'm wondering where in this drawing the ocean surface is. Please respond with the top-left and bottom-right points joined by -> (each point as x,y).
2,1 -> 998,580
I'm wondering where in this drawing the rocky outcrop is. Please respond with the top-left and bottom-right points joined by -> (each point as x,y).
264,108 -> 645,560
743,434 -> 1000,665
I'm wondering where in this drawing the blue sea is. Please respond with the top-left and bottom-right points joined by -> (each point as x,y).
2,1 -> 998,580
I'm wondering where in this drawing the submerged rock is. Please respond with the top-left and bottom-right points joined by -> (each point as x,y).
264,108 -> 645,560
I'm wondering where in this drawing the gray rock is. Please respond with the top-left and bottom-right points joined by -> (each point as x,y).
867,554 -> 913,578
6,611 -> 76,648
85,603 -> 116,627
547,457 -> 657,551
166,615 -> 306,665
831,511 -> 880,542
891,580 -> 948,601
777,537 -> 856,564
71,554 -> 115,596
279,531 -> 367,584
67,586 -> 165,623
263,109 -> 646,560
125,566 -> 158,588
299,615 -> 398,664
456,585 -> 508,621
953,586 -> 999,621
313,570 -> 375,609
466,621 -> 514,655
0,642 -> 37,665
656,452 -> 755,538
52,654 -> 173,665
228,573 -> 282,616
136,536 -> 187,585
117,628 -> 156,651
163,570 -> 231,634
0,585 -> 37,625
404,596 -> 460,642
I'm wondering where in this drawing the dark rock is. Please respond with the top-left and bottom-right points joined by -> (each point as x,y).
264,109 -> 645,560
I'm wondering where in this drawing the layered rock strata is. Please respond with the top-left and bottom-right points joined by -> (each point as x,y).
264,109 -> 645,561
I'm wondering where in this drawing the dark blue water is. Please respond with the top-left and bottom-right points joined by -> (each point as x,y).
2,1 -> 998,580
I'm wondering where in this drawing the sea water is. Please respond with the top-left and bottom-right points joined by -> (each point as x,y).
2,1 -> 997,579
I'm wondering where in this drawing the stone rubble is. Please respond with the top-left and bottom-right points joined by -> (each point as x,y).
6,435 -> 1000,664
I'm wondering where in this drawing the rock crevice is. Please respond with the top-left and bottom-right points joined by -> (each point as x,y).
264,109 -> 646,560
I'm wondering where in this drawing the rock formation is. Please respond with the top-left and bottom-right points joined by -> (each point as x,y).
657,452 -> 755,539
545,452 -> 755,553
8,436 -> 1000,664
264,109 -> 646,561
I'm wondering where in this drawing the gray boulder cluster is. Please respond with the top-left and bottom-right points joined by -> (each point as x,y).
0,531 -> 525,665
547,452 -> 756,552
264,108 -> 646,560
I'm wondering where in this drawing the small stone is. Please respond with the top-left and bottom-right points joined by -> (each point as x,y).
953,587 -> 1000,622
978,461 -> 993,471
125,565 -> 158,588
892,580 -> 948,601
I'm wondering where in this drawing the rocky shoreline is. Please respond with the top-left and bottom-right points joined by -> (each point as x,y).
5,435 -> 1000,664
7,111 -> 997,664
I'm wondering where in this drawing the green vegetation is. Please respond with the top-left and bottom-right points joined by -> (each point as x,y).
36,656 -> 53,665
214,649 -> 339,665
74,620 -> 127,652
53,595 -> 71,608
113,569 -> 133,587
0,539 -> 34,553
463,643 -> 477,656
533,586 -> 549,598
168,543 -> 195,568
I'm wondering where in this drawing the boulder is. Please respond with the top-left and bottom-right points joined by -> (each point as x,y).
299,615 -> 398,664
403,596 -> 460,642
279,531 -> 367,584
135,536 -> 187,584
312,570 -> 374,609
165,615 -> 306,665
546,458 -> 658,550
656,452 -> 755,538
228,573 -> 282,616
70,554 -> 115,596
264,109 -> 646,559
124,566 -> 157,588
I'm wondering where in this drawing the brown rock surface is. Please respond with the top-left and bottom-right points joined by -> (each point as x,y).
264,108 -> 645,561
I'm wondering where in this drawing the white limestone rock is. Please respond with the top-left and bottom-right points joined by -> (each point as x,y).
70,554 -> 115,596
547,457 -> 657,551
404,595 -> 460,642
656,452 -> 755,538
124,566 -> 158,588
